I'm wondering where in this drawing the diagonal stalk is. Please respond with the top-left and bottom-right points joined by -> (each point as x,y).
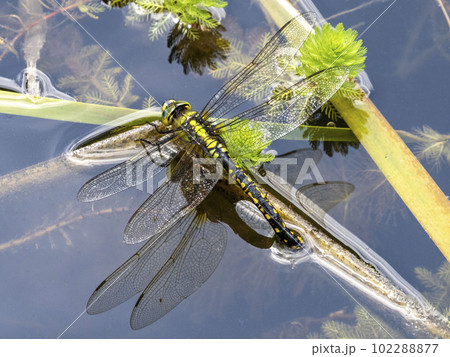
258,0 -> 450,262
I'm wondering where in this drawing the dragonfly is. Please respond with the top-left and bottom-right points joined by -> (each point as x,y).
79,13 -> 349,328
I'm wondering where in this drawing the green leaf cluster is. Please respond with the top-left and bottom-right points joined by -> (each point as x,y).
298,23 -> 366,78
139,0 -> 226,26
209,24 -> 365,126
222,121 -> 274,168
106,0 -> 227,40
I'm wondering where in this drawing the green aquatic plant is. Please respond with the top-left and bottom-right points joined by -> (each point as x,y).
139,0 -> 227,30
167,22 -> 229,74
105,0 -> 135,6
296,23 -> 366,78
294,23 -> 366,122
221,121 -> 274,168
108,0 -> 230,74
415,262 -> 450,316
322,306 -> 402,339
57,45 -> 140,107
107,0 -> 227,40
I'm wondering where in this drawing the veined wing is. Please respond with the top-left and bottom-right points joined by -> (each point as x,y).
217,67 -> 349,154
86,212 -> 199,314
86,209 -> 227,327
78,135 -> 184,202
201,13 -> 317,121
295,182 -> 355,224
131,211 -> 227,330
124,147 -> 219,244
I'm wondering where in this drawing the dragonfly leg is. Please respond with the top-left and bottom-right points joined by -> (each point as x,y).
136,133 -> 177,157
148,121 -> 176,134
136,134 -> 174,147
136,139 -> 160,157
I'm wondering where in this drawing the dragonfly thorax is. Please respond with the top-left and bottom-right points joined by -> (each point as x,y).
161,100 -> 191,127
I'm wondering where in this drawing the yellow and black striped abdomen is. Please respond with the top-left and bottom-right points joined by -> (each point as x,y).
181,115 -> 304,250
231,166 -> 304,250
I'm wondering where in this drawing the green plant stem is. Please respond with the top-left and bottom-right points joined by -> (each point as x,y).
0,90 -> 135,124
258,0 -> 450,262
0,92 -> 160,198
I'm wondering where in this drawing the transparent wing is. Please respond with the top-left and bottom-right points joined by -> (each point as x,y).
124,148 -> 219,244
217,67 -> 349,155
86,212 -> 197,315
262,148 -> 323,186
130,211 -> 227,330
78,135 -> 184,202
235,200 -> 274,238
260,148 -> 354,221
86,210 -> 227,324
295,182 -> 354,224
201,13 -> 317,121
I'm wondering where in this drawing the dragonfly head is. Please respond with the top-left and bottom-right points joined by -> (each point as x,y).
161,100 -> 191,127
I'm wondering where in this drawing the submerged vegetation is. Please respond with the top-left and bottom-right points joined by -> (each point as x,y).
411,126 -> 450,170
106,0 -> 230,74
321,306 -> 403,339
58,45 -> 140,107
0,0 -> 229,75
293,22 -> 366,131
0,0 -> 106,61
167,22 -> 229,74
415,262 -> 450,318
110,0 -> 228,39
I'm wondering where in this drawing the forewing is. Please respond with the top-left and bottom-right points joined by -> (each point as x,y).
124,148 -> 220,244
78,135 -> 183,202
86,211 -> 199,315
201,13 -> 317,121
219,67 -> 349,154
130,212 -> 227,330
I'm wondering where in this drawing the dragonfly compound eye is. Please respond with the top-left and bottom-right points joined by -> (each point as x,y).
161,100 -> 191,127
161,99 -> 176,126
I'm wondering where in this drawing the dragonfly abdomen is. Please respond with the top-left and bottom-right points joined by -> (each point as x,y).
215,146 -> 304,250
182,116 -> 304,250
232,165 -> 304,250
